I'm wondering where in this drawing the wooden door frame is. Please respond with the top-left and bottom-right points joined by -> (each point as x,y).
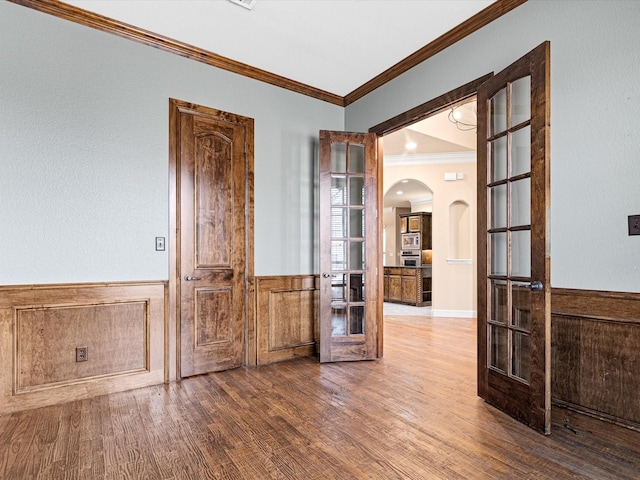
167,98 -> 255,381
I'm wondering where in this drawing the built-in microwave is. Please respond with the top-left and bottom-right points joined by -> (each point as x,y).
401,232 -> 420,249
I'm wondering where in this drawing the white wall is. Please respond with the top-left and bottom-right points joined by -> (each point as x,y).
347,0 -> 640,293
0,2 -> 343,285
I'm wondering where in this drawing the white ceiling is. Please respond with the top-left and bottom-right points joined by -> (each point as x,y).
62,0 -> 495,97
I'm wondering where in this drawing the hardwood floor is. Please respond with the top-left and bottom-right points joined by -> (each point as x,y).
2,315 -> 639,479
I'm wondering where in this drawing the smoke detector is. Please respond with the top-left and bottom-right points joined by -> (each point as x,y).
227,0 -> 257,9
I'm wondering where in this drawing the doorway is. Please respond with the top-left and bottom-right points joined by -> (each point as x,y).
379,95 -> 478,318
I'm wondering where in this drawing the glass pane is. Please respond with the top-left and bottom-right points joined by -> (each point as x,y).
331,305 -> 347,336
349,176 -> 365,206
491,88 -> 507,135
350,208 -> 365,238
512,126 -> 531,177
331,240 -> 346,271
490,136 -> 508,182
511,76 -> 531,126
331,208 -> 346,238
511,282 -> 531,330
331,143 -> 347,173
331,176 -> 346,205
349,241 -> 365,270
490,232 -> 507,276
349,144 -> 365,173
511,230 -> 531,277
350,306 -> 364,335
511,178 -> 531,227
490,184 -> 507,229
350,273 -> 364,301
490,280 -> 508,324
490,325 -> 507,372
512,331 -> 531,382
331,274 -> 347,301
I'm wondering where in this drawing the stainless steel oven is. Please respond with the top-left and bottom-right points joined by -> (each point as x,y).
400,250 -> 421,267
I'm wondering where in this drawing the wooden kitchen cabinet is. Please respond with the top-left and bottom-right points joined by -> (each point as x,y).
399,212 -> 432,250
383,266 -> 431,307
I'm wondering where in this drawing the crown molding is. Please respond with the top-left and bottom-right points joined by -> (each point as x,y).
344,0 -> 527,106
384,152 -> 476,167
10,0 -> 526,107
8,0 -> 345,106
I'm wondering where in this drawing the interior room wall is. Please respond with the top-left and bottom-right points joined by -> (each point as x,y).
0,2 -> 343,285
346,0 -> 640,293
384,162 -> 477,315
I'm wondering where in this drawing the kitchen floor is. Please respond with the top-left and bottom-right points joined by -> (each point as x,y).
383,301 -> 432,316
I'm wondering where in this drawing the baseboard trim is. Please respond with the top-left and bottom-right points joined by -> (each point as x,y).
431,309 -> 476,318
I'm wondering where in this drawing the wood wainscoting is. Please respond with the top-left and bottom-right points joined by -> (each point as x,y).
551,288 -> 640,430
255,275 -> 318,366
0,282 -> 166,414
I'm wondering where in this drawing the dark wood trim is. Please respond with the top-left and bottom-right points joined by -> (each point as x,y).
255,275 -> 318,366
369,74 -> 493,135
345,0 -> 527,106
10,0 -> 525,106
9,0 -> 344,106
551,287 -> 640,431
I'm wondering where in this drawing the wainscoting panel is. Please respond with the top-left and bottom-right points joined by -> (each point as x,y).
0,282 -> 166,414
255,276 -> 317,365
552,288 -> 640,430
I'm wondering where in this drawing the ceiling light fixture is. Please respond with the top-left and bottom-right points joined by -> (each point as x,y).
405,141 -> 417,150
448,101 -> 477,131
396,190 -> 404,195
227,0 -> 257,10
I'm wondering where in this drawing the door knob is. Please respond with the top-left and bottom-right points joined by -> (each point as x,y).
526,281 -> 543,291
184,275 -> 202,281
322,273 -> 330,278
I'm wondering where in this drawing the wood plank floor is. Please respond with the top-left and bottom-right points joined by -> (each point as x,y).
2,315 -> 640,479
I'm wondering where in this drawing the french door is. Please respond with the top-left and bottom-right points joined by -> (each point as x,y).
319,131 -> 382,362
477,42 -> 551,434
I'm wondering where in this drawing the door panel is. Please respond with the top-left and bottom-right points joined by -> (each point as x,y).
171,99 -> 253,377
477,42 -> 551,434
319,131 -> 381,363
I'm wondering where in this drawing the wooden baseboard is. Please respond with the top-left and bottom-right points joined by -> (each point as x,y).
0,281 -> 166,414
551,287 -> 640,429
255,275 -> 318,366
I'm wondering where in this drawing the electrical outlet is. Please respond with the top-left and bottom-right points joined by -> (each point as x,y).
155,236 -> 165,251
629,215 -> 640,236
76,346 -> 88,362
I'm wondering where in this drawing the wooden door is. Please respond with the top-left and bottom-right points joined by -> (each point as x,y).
170,99 -> 253,377
477,42 -> 551,434
319,130 -> 382,362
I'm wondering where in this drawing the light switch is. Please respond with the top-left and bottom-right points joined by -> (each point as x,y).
155,237 -> 166,251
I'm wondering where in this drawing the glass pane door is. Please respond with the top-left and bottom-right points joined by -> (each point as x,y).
487,75 -> 533,384
319,131 -> 379,363
330,142 -> 366,337
477,42 -> 551,434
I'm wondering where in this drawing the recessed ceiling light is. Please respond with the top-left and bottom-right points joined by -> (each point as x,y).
396,191 -> 403,195
405,141 -> 417,150
401,179 -> 409,183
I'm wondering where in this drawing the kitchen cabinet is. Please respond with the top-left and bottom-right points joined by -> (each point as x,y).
383,266 -> 431,307
399,212 -> 432,250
